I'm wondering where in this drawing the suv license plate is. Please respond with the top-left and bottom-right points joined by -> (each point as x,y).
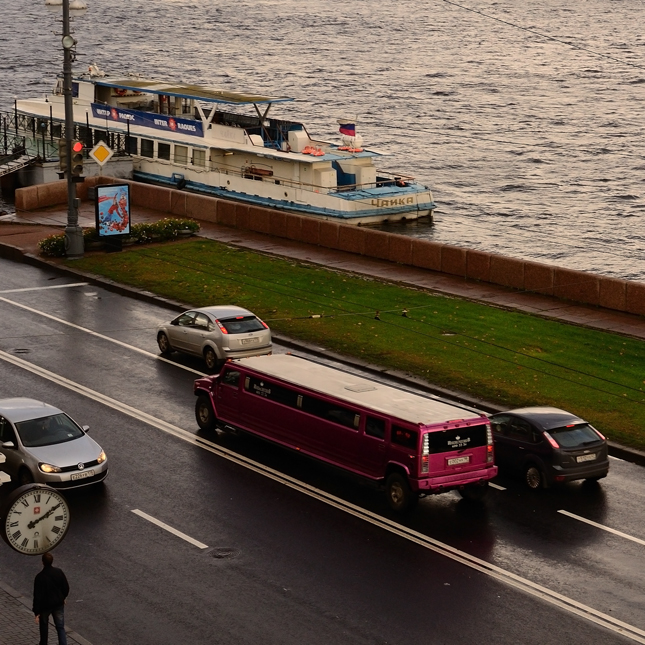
241,337 -> 259,345
577,453 -> 596,463
447,456 -> 470,466
71,469 -> 95,481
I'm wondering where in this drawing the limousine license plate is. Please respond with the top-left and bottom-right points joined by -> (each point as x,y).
576,453 -> 596,463
241,337 -> 259,345
447,456 -> 470,466
71,469 -> 95,481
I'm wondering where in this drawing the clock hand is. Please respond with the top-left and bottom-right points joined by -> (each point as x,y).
27,502 -> 61,530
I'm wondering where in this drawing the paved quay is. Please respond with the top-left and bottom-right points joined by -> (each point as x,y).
0,579 -> 91,645
1,202 -> 645,644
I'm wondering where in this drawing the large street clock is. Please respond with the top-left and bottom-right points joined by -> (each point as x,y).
2,485 -> 70,555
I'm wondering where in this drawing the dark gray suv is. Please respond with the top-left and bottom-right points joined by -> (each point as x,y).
489,407 -> 609,490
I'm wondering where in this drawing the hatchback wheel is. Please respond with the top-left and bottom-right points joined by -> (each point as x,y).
204,347 -> 223,372
18,468 -> 35,486
157,332 -> 172,355
525,465 -> 543,490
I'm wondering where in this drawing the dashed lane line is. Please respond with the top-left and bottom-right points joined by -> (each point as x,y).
0,282 -> 89,294
2,348 -> 645,644
558,510 -> 645,546
0,296 -> 205,376
132,509 -> 209,549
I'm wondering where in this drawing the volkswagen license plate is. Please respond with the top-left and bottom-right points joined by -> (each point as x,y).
447,456 -> 470,466
576,453 -> 596,463
71,469 -> 95,481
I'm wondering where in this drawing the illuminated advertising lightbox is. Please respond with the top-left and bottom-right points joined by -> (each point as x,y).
95,184 -> 131,237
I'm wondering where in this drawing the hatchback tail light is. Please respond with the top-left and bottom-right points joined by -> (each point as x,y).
214,319 -> 229,334
543,431 -> 560,449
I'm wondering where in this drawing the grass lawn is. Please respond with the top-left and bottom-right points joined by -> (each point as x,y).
67,239 -> 645,452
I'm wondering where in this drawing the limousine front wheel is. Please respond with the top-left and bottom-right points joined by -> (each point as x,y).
195,395 -> 217,432
386,473 -> 416,512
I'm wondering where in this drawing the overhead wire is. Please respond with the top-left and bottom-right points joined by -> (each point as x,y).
139,244 -> 645,405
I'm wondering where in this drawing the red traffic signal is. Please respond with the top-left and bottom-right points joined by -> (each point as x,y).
71,140 -> 84,177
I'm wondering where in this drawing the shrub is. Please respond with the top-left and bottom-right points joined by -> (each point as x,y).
38,218 -> 200,257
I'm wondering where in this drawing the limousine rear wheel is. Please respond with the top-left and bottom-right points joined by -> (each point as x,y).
386,473 -> 416,512
195,395 -> 217,432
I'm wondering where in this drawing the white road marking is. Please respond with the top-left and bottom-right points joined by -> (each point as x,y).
558,510 -> 645,546
489,482 -> 506,490
131,509 -> 209,549
2,348 -> 645,644
0,296 -> 205,376
0,282 -> 89,294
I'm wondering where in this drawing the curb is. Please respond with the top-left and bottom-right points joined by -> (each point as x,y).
1,239 -> 644,468
0,579 -> 93,645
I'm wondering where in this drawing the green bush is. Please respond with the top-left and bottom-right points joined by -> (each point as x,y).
38,218 -> 200,257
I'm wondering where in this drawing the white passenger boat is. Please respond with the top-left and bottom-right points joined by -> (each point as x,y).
12,65 -> 435,225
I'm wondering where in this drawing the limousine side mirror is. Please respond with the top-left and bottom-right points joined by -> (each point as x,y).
0,441 -> 15,449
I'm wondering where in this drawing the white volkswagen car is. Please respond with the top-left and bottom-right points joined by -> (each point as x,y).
157,305 -> 272,371
0,398 -> 108,489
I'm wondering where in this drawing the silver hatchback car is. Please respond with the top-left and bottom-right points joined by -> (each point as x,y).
157,305 -> 272,371
0,398 -> 108,489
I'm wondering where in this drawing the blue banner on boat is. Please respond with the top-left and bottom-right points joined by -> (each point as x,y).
91,104 -> 204,137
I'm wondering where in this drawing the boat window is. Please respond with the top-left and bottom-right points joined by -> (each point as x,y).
140,138 -> 154,158
174,145 -> 188,165
193,149 -> 206,167
126,136 -> 138,155
158,143 -> 171,161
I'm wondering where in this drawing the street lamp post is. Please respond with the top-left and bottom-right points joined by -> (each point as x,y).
61,0 -> 84,258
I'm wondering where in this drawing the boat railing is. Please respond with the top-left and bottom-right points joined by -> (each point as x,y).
2,110 -> 131,163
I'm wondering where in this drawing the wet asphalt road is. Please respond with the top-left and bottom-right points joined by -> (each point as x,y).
0,258 -> 644,645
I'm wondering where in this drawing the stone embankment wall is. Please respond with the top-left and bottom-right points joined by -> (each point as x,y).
16,178 -> 645,317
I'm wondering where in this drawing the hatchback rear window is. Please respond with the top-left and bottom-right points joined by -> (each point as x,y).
550,423 -> 602,448
16,413 -> 84,447
219,316 -> 264,334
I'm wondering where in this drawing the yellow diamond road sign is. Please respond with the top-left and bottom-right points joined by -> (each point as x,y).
89,142 -> 114,166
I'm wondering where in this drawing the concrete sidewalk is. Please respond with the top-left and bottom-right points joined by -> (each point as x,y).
0,579 -> 91,645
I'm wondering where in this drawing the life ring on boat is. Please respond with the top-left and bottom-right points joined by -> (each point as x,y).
312,148 -> 324,156
115,88 -> 128,96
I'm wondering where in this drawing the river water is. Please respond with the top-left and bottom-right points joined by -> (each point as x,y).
1,0 -> 643,280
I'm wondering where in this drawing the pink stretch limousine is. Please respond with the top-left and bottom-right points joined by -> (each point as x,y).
194,354 -> 497,511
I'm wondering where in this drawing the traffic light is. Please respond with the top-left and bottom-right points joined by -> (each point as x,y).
71,140 -> 84,177
58,138 -> 68,173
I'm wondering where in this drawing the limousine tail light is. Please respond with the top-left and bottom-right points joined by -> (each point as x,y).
421,434 -> 429,473
486,424 -> 494,463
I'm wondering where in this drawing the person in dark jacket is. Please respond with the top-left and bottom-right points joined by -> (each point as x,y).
33,551 -> 69,645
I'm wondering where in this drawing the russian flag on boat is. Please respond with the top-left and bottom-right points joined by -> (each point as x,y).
338,120 -> 356,136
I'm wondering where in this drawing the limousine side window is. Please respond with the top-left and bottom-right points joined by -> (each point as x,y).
392,425 -> 418,449
245,376 -> 300,407
301,396 -> 359,430
222,369 -> 240,387
365,416 -> 386,440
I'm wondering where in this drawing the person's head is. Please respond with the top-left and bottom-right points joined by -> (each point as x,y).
42,552 -> 53,567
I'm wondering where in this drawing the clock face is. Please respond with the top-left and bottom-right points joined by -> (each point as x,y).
2,485 -> 70,555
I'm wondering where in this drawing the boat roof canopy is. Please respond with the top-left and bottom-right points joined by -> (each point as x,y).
91,77 -> 294,106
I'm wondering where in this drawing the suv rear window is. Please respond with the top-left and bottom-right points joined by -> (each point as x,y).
219,316 -> 264,334
550,423 -> 602,448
